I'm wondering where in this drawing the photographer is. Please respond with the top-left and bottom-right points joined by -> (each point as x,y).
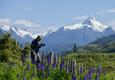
30,35 -> 45,64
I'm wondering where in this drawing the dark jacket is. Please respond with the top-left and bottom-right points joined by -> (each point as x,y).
31,39 -> 42,53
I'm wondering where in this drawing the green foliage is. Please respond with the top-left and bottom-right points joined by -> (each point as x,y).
0,62 -> 71,80
0,33 -> 21,63
23,43 -> 31,55
76,41 -> 115,53
50,69 -> 71,80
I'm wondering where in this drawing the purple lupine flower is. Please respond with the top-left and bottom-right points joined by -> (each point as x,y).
84,74 -> 87,80
47,55 -> 51,65
91,67 -> 96,73
52,55 -> 57,68
71,74 -> 77,80
41,64 -> 44,70
52,63 -> 56,68
59,58 -> 65,70
79,66 -> 84,74
36,63 -> 41,70
88,71 -> 92,80
60,63 -> 63,70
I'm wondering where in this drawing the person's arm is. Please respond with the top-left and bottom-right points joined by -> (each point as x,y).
38,42 -> 45,48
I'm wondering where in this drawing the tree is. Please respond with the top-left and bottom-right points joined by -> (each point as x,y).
73,43 -> 77,52
0,33 -> 21,63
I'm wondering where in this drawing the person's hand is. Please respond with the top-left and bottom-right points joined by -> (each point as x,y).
41,43 -> 45,46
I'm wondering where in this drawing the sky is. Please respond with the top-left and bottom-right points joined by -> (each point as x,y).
0,0 -> 115,33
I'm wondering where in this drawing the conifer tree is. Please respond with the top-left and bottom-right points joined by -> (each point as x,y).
0,33 -> 21,63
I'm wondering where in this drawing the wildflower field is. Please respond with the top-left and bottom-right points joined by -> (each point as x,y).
0,53 -> 115,80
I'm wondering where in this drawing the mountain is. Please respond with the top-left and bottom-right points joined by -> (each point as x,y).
0,16 -> 115,53
0,24 -> 38,46
76,33 -> 115,53
90,33 -> 115,45
43,16 -> 115,52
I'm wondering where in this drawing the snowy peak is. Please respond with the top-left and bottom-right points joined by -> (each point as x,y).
0,24 -> 40,45
0,24 -> 39,38
0,24 -> 11,31
82,16 -> 96,25
82,16 -> 109,32
62,16 -> 109,32
62,23 -> 83,31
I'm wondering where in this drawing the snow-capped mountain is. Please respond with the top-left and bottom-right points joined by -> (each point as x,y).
61,16 -> 108,32
0,16 -> 115,52
0,24 -> 38,46
43,16 -> 115,52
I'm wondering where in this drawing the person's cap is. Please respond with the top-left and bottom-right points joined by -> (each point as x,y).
36,35 -> 41,41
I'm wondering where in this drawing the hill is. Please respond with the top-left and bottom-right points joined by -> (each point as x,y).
76,34 -> 115,53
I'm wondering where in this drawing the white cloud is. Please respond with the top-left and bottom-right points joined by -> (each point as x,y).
96,8 -> 115,15
14,19 -> 40,27
27,26 -> 58,34
0,18 -> 12,25
24,8 -> 32,11
72,16 -> 88,20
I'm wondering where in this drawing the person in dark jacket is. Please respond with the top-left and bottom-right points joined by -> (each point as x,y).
31,35 -> 45,64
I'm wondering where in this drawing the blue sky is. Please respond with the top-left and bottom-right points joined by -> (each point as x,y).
0,0 -> 115,33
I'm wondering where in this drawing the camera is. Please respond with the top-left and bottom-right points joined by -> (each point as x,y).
41,43 -> 45,46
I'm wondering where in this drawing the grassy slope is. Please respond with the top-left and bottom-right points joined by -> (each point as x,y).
65,53 -> 115,69
64,53 -> 115,79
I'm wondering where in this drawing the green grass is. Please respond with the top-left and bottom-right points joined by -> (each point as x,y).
0,53 -> 115,80
65,53 -> 115,68
64,53 -> 115,80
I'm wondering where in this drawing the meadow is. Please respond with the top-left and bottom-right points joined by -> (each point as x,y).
0,52 -> 115,80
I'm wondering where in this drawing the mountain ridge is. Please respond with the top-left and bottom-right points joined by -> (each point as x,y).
43,16 -> 115,52
0,24 -> 39,45
0,16 -> 115,52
